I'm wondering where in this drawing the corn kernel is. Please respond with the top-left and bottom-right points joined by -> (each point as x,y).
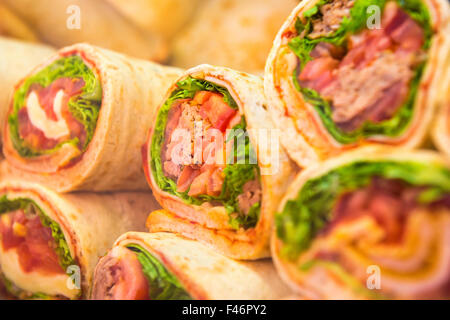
13,222 -> 27,237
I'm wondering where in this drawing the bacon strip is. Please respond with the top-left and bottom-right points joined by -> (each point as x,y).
298,1 -> 425,131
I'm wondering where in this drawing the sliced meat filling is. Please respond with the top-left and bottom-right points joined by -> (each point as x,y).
18,77 -> 87,152
298,1 -> 425,132
162,90 -> 256,198
237,178 -> 262,215
0,209 -> 64,275
91,246 -> 149,300
317,177 -> 450,298
325,177 -> 449,241
308,0 -> 355,39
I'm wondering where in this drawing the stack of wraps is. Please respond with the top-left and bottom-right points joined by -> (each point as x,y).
273,148 -> 450,299
1,0 -> 167,61
2,43 -> 182,192
143,65 -> 298,259
0,180 -> 160,299
265,0 -> 450,167
91,232 -> 290,300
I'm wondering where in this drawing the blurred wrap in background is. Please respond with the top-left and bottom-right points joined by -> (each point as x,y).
0,0 -> 299,73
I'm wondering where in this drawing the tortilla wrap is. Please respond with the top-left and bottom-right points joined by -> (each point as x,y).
272,147 -> 450,299
432,26 -> 450,157
0,4 -> 38,42
106,0 -> 204,41
0,38 -> 55,148
3,43 -> 182,192
265,0 -> 450,168
171,0 -> 299,74
2,0 -> 167,62
91,232 -> 290,300
143,64 -> 298,259
0,179 -> 161,299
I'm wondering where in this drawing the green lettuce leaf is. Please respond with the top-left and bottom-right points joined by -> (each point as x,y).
126,244 -> 192,300
288,0 -> 433,144
9,55 -> 101,157
276,160 -> 450,260
150,77 -> 261,230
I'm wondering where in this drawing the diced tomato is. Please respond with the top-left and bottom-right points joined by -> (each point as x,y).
199,92 -> 237,131
109,247 -> 149,300
177,166 -> 201,192
207,168 -> 224,196
0,210 -> 64,275
188,170 -> 210,196
192,91 -> 213,105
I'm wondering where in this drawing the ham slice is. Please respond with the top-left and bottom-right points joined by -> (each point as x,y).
298,1 -> 426,130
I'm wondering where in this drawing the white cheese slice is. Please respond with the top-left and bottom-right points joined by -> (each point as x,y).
26,90 -> 70,140
0,246 -> 80,299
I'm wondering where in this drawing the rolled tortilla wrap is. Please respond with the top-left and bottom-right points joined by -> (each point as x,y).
0,179 -> 160,299
106,0 -> 205,41
143,64 -> 298,259
433,101 -> 450,157
91,232 -> 290,300
171,0 -> 299,74
3,43 -> 182,192
265,0 -> 450,167
2,0 -> 167,62
273,147 -> 450,299
432,33 -> 450,157
0,37 -> 54,147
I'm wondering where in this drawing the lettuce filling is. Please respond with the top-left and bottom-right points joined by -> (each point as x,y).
9,55 -> 102,157
126,244 -> 191,300
0,196 -> 77,299
288,0 -> 432,144
150,77 -> 261,230
276,160 -> 450,260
